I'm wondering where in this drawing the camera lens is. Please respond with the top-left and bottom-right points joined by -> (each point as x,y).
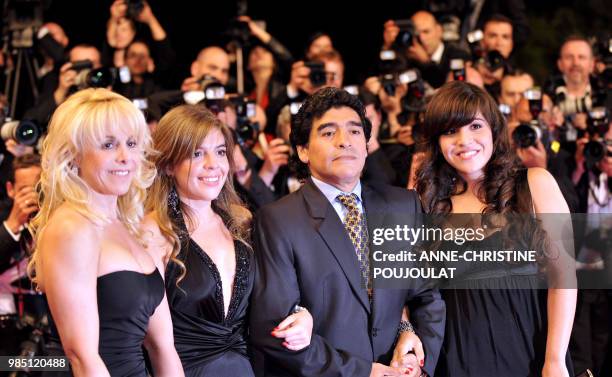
512,124 -> 540,148
584,141 -> 606,163
87,68 -> 116,88
0,120 -> 39,146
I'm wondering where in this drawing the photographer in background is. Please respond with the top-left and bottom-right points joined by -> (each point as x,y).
545,36 -> 601,153
0,154 -> 45,358
266,49 -> 345,133
498,70 -> 533,109
23,44 -> 102,127
105,0 -> 176,88
472,15 -> 515,98
113,40 -> 161,99
509,91 -> 579,212
383,10 -> 470,88
569,119 -> 611,377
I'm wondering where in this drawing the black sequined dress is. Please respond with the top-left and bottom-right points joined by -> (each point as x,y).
165,200 -> 255,377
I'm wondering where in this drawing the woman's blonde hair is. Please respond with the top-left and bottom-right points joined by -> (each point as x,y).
29,88 -> 156,282
146,105 -> 251,284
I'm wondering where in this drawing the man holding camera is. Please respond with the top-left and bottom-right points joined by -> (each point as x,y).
382,11 -> 469,89
0,154 -> 44,357
546,36 -> 598,145
473,15 -> 515,97
23,45 -> 102,127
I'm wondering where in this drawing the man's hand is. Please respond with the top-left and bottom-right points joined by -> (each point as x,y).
5,140 -> 34,158
258,138 -> 290,186
378,83 -> 407,116
288,61 -> 313,95
397,126 -> 415,146
407,39 -> 430,64
181,76 -> 201,92
54,62 -> 77,104
6,186 -> 38,234
383,20 -> 399,49
572,113 -> 588,131
516,140 -> 547,169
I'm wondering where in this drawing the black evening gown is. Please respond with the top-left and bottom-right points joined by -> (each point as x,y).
166,203 -> 255,377
434,170 -> 572,377
48,268 -> 165,377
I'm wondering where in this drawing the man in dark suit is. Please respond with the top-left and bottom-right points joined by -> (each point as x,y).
0,153 -> 43,356
383,11 -> 470,89
249,87 -> 445,376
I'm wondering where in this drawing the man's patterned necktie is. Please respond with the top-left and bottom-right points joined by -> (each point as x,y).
336,193 -> 371,297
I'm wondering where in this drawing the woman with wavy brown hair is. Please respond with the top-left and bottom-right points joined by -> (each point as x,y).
415,81 -> 577,377
141,104 -> 313,376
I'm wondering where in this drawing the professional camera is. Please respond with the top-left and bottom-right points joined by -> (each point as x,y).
379,50 -> 401,96
499,103 -> 512,119
4,0 -> 44,48
395,69 -> 427,128
1,119 -> 40,146
230,95 -> 259,147
126,0 -> 145,20
512,88 -> 549,149
305,61 -> 327,88
392,19 -> 416,51
583,107 -> 611,164
71,60 -> 130,90
482,50 -> 506,71
466,29 -> 485,59
183,75 -> 227,113
450,59 -> 466,81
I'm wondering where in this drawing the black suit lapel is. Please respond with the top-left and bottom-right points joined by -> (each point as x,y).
302,179 -> 371,313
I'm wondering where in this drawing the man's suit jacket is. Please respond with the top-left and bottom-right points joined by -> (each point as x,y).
249,178 -> 445,376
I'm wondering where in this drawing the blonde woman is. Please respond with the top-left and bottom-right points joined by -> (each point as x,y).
29,88 -> 183,377
142,105 -> 313,376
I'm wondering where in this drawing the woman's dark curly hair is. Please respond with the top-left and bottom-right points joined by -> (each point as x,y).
415,81 -> 526,215
415,81 -> 551,260
290,87 -> 371,180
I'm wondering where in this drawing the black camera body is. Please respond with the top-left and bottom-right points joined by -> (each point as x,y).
305,61 -> 327,88
392,19 -> 416,51
584,107 -> 611,164
126,0 -> 145,20
450,59 -> 466,81
70,60 -> 129,90
231,95 -> 259,147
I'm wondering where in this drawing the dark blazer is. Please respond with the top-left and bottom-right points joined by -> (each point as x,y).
249,178 -> 445,376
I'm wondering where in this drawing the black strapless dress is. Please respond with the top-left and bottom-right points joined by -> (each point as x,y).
47,269 -> 165,377
97,269 -> 164,376
166,204 -> 255,377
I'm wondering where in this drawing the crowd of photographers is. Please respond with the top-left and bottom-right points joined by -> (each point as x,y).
0,0 -> 611,375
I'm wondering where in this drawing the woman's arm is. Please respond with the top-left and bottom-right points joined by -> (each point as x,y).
40,212 -> 109,377
143,294 -> 184,376
528,168 -> 577,377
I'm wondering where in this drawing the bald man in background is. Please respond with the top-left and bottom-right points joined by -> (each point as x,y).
383,10 -> 470,88
181,46 -> 231,90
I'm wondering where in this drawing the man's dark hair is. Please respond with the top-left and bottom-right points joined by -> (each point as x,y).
290,87 -> 371,180
8,153 -> 41,183
483,14 -> 514,30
